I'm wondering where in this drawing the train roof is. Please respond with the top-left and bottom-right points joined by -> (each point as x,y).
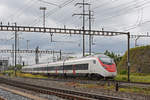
93,54 -> 109,58
22,54 -> 110,69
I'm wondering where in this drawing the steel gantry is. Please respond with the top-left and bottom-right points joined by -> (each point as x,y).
0,49 -> 63,65
0,49 -> 60,54
0,23 -> 130,81
0,24 -> 127,36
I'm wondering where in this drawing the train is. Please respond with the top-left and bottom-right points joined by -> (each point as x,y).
21,54 -> 117,78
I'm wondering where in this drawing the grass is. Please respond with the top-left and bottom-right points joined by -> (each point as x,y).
16,72 -> 48,79
119,86 -> 150,95
115,73 -> 150,83
0,70 -> 48,79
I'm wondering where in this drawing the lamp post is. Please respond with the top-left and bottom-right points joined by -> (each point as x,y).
40,7 -> 47,28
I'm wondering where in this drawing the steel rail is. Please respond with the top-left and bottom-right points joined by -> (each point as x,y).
0,77 -> 127,100
19,76 -> 150,87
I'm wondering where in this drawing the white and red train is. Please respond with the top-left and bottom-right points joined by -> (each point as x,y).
22,54 -> 117,78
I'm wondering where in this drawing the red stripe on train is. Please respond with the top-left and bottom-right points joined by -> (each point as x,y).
97,58 -> 116,72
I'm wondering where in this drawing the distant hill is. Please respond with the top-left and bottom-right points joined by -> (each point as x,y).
118,45 -> 150,73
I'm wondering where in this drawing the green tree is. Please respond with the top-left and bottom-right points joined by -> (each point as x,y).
104,50 -> 122,65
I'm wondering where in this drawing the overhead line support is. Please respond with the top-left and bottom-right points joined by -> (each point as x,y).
127,32 -> 130,82
74,0 -> 91,57
0,25 -> 127,36
130,33 -> 150,47
14,23 -> 17,77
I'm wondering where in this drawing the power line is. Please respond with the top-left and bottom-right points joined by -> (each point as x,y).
93,0 -> 118,10
95,0 -> 150,32
122,8 -> 143,31
38,0 -> 60,7
30,0 -> 76,26
94,0 -> 144,11
95,0 -> 150,21
6,0 -> 37,21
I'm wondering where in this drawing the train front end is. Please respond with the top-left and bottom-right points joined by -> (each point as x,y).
97,55 -> 117,78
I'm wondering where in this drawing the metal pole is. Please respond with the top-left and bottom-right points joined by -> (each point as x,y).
135,36 -> 140,47
127,32 -> 130,82
27,40 -> 30,50
14,23 -> 17,76
43,9 -> 45,28
12,44 -> 14,66
40,7 -> 46,28
35,46 -> 39,64
83,0 -> 85,57
89,5 -> 91,55
60,50 -> 61,60
53,50 -> 54,62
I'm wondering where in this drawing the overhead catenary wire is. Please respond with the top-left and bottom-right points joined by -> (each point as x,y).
38,0 -> 60,7
93,0 -> 120,10
122,8 -> 143,31
94,0 -> 150,32
5,0 -> 37,21
29,0 -> 76,26
96,0 -> 150,21
93,0 -> 146,18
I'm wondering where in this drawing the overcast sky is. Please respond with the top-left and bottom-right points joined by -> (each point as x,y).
0,0 -> 150,64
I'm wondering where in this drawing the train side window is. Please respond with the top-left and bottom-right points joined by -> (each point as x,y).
93,60 -> 96,64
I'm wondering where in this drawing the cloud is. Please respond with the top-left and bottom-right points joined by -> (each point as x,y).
0,0 -> 150,64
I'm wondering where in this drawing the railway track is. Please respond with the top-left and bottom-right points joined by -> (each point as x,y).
0,77 -> 127,100
20,76 -> 150,88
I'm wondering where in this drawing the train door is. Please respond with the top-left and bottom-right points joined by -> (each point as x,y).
91,60 -> 97,73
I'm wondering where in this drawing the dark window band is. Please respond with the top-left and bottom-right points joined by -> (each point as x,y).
23,64 -> 88,71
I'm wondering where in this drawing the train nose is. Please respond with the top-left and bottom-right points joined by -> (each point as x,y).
104,64 -> 116,72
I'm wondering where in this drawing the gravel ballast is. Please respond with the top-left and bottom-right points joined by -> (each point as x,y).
2,76 -> 150,100
0,88 -> 32,100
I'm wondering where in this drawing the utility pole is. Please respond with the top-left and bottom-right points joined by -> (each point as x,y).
89,5 -> 92,55
60,50 -> 62,60
82,0 -> 85,57
12,44 -> 14,66
50,33 -> 53,42
35,46 -> 39,64
73,0 -> 90,57
14,23 -> 17,76
127,33 -> 130,82
40,7 -> 47,28
27,40 -> 29,49
52,50 -> 55,62
17,33 -> 23,65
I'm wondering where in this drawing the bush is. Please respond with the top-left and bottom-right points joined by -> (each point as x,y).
122,77 -> 127,81
120,70 -> 127,75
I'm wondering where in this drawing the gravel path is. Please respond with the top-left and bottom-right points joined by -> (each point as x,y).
0,88 -> 32,100
0,84 -> 65,100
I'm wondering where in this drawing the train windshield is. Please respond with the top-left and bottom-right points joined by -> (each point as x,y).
99,57 -> 114,65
